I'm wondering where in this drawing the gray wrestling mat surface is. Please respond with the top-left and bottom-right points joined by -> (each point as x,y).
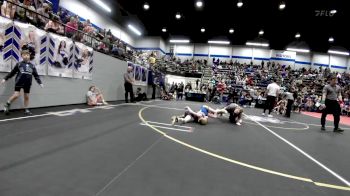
1,100 -> 350,195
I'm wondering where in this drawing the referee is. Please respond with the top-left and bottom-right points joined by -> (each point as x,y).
262,78 -> 280,117
320,76 -> 344,132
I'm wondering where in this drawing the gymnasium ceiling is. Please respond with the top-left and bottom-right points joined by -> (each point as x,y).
92,0 -> 349,52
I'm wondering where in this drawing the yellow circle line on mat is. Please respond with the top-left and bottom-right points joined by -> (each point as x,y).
138,106 -> 350,192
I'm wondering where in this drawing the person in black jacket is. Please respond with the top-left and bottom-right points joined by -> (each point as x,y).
0,50 -> 43,115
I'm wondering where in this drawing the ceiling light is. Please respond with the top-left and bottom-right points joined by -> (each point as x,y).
169,39 -> 190,43
196,1 -> 203,8
259,30 -> 264,35
128,24 -> 142,36
328,50 -> 349,56
295,33 -> 301,38
229,28 -> 234,34
162,28 -> 167,32
175,13 -> 181,19
287,48 -> 310,53
330,10 -> 337,14
208,40 -> 230,45
201,28 -> 205,33
329,37 -> 334,43
279,2 -> 286,10
237,1 -> 243,8
143,2 -> 150,10
91,0 -> 111,13
246,42 -> 269,47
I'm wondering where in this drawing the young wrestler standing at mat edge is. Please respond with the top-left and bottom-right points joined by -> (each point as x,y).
320,76 -> 344,132
0,50 -> 43,115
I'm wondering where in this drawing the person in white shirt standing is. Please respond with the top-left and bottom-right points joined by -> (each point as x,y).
262,78 -> 280,117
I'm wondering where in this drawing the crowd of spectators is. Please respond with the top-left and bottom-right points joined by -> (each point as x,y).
0,0 -> 133,61
158,57 -> 350,116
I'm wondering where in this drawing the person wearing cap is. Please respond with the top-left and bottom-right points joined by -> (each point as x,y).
0,50 -> 43,115
320,76 -> 344,132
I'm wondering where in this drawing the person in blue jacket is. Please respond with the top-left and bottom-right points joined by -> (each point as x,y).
0,50 -> 44,115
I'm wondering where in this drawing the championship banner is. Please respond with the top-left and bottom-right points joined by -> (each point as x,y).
73,42 -> 93,80
47,33 -> 74,78
14,21 -> 47,75
270,50 -> 296,67
0,17 -> 15,72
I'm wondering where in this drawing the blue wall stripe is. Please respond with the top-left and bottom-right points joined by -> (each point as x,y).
4,50 -> 11,60
40,47 -> 47,55
254,57 -> 270,61
270,57 -> 295,62
232,56 -> 252,60
50,39 -> 55,47
41,37 -> 47,44
331,65 -> 347,70
295,61 -> 312,65
5,26 -> 13,36
12,51 -> 19,61
193,53 -> 209,57
176,53 -> 192,56
40,57 -> 46,64
4,38 -> 12,48
210,54 -> 231,58
14,27 -> 21,39
313,63 -> 329,67
49,48 -> 54,57
134,47 -> 166,55
12,40 -> 19,50
48,58 -> 54,65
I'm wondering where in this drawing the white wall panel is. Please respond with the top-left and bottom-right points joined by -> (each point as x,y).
60,0 -> 135,46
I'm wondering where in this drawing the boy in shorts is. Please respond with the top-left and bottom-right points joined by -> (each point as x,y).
0,50 -> 43,115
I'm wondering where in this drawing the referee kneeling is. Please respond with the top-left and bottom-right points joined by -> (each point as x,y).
320,76 -> 344,132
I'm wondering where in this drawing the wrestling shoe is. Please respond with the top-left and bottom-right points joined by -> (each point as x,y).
3,103 -> 10,115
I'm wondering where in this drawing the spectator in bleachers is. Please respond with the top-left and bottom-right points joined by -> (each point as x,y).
44,15 -> 64,35
65,16 -> 78,38
16,0 -> 36,24
36,3 -> 51,28
57,7 -> 69,23
1,0 -> 17,19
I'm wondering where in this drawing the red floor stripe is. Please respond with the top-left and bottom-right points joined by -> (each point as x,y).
302,111 -> 350,126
